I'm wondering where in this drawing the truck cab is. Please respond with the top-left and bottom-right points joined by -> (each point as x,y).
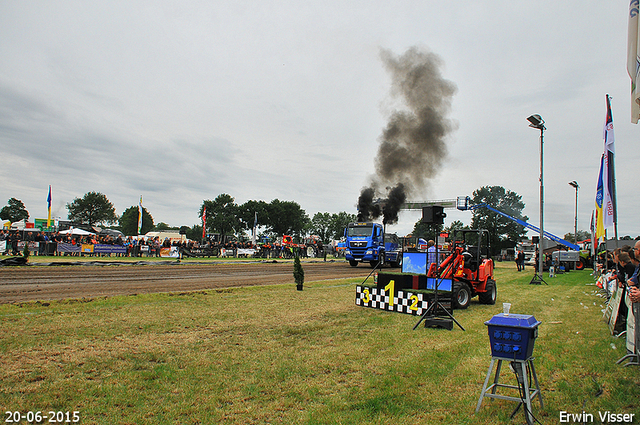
344,222 -> 402,268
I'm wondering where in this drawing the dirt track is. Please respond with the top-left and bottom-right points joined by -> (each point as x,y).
0,260 -> 371,303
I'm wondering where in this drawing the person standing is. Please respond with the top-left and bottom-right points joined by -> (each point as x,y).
624,242 -> 640,355
516,250 -> 525,271
4,231 -> 12,255
427,240 -> 437,271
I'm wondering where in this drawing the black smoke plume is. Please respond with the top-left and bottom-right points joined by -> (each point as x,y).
357,47 -> 457,225
382,183 -> 406,225
356,187 -> 381,222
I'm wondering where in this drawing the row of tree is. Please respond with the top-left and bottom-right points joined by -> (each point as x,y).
198,194 -> 355,242
0,192 -> 357,242
6,185 -> 625,252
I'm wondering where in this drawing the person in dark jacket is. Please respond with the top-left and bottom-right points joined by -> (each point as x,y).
516,250 -> 525,271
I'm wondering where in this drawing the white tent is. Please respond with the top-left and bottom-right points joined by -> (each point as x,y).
59,228 -> 95,236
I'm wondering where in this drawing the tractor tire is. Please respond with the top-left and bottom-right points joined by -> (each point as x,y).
349,260 -> 358,267
478,279 -> 497,305
391,254 -> 403,268
576,259 -> 585,270
452,281 -> 471,309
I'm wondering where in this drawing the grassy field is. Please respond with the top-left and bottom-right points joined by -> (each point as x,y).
1,262 -> 639,424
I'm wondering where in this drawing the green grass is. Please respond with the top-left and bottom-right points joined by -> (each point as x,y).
1,263 -> 638,424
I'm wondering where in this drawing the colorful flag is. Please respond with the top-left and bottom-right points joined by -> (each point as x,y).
628,0 -> 640,123
137,195 -> 143,235
594,155 -> 605,241
202,207 -> 207,240
252,212 -> 258,246
590,210 -> 597,256
47,185 -> 52,228
602,95 -> 616,229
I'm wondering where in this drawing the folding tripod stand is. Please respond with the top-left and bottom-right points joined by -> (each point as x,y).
529,246 -> 547,285
412,243 -> 465,331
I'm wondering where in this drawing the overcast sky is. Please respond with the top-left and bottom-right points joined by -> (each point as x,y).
1,1 -> 638,239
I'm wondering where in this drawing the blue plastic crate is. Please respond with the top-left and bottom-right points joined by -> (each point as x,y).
485,313 -> 541,360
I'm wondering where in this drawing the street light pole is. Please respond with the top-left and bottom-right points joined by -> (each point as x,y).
569,181 -> 579,270
528,114 -> 546,285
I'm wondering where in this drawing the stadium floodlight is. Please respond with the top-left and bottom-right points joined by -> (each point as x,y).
528,115 -> 546,285
527,114 -> 545,130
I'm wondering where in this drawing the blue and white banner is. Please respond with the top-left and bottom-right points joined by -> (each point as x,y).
628,0 -> 640,123
602,95 -> 616,229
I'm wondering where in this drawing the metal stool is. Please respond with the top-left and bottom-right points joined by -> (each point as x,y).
476,356 -> 543,425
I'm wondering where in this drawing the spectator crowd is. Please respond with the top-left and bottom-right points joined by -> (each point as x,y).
595,242 -> 640,359
0,229 -> 328,259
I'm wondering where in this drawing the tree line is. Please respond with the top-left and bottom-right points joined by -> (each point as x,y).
4,185 -> 633,251
198,194 -> 355,243
0,192 -> 356,243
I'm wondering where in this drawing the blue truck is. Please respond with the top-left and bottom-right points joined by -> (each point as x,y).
344,222 -> 403,268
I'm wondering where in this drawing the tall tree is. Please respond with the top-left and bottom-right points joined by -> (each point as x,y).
266,199 -> 308,237
200,194 -> 241,240
310,212 -> 332,243
470,186 -> 528,254
237,200 -> 270,234
0,198 -> 29,223
411,220 -> 443,241
66,192 -> 117,227
329,212 -> 357,240
186,224 -> 203,241
119,206 -> 154,236
444,220 -> 467,237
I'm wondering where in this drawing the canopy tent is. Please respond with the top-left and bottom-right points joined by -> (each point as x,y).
59,228 -> 95,236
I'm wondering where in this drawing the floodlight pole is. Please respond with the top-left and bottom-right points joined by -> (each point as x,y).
569,181 -> 579,270
528,115 -> 546,285
539,126 -> 544,279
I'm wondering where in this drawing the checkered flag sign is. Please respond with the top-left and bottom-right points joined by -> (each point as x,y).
356,286 -> 429,316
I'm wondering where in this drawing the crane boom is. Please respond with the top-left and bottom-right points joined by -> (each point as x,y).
401,196 -> 579,251
461,201 -> 579,251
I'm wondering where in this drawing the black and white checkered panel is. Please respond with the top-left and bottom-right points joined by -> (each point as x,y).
396,290 -> 429,315
356,286 -> 429,316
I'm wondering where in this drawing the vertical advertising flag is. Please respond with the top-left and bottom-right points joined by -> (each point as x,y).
252,212 -> 257,246
602,95 -> 617,229
202,207 -> 207,240
137,196 -> 143,235
590,210 -> 597,255
47,185 -> 52,228
628,0 -> 640,123
595,155 -> 605,241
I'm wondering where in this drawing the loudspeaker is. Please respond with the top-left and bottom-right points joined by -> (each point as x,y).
531,236 -> 539,244
422,206 -> 446,224
422,206 -> 434,223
